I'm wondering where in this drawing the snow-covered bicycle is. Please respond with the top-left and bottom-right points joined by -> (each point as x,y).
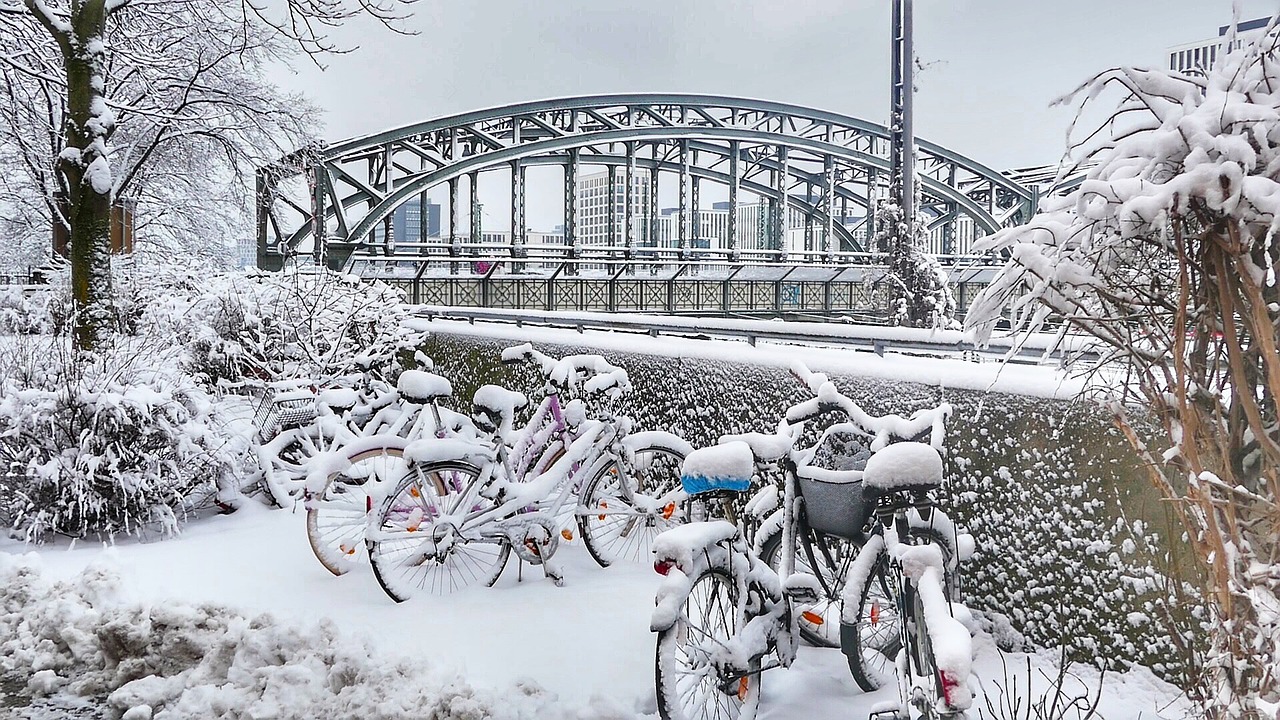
650,364 -> 964,720
841,443 -> 974,719
363,344 -> 691,601
302,368 -> 472,576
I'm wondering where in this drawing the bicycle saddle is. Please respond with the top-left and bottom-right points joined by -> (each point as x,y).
397,370 -> 453,404
680,441 -> 754,495
861,442 -> 943,492
471,385 -> 528,437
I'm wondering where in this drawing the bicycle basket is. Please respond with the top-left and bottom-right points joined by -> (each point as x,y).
253,386 -> 317,443
796,465 -> 879,541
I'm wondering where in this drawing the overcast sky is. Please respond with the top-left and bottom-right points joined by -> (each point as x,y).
267,0 -> 1278,230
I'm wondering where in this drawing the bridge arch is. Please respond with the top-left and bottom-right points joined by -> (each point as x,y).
259,93 -> 1036,268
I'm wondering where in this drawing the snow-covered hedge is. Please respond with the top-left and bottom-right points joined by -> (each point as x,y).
422,333 -> 1193,684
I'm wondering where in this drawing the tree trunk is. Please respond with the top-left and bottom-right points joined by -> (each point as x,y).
30,0 -> 115,350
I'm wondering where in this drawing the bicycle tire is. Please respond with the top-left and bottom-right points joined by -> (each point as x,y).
844,528 -> 955,693
367,459 -> 511,602
655,567 -> 760,720
579,443 -> 685,567
305,442 -> 409,576
759,525 -> 855,648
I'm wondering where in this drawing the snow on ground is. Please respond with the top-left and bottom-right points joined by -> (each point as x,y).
1,504 -> 1187,719
403,317 -> 1088,400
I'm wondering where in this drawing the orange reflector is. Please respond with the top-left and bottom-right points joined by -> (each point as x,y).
870,602 -> 880,626
801,611 -> 825,626
406,522 -> 419,532
409,486 -> 420,498
599,501 -> 608,521
737,677 -> 749,701
561,529 -> 574,541
346,546 -> 356,556
662,502 -> 676,520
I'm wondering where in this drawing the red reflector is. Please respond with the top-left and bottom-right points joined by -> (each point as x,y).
654,559 -> 676,576
940,670 -> 963,708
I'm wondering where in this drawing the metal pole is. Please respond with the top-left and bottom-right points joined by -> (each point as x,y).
565,149 -> 579,273
511,160 -> 526,268
469,170 -> 481,250
448,176 -> 459,275
608,164 -> 618,256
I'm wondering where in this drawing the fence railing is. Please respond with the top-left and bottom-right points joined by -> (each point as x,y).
346,252 -> 1004,319
412,305 -> 1094,366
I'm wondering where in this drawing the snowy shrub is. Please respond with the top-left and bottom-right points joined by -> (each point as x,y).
0,336 -> 239,541
964,20 -> 1280,717
422,333 -> 1190,684
0,287 -> 58,335
132,269 -> 426,389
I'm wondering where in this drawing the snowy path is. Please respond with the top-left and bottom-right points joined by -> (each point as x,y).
3,505 -> 1183,719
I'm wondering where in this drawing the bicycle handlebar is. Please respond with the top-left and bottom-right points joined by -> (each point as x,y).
784,362 -> 951,451
500,343 -> 632,396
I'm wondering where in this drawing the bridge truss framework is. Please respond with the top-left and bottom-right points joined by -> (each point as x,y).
256,93 -> 1048,317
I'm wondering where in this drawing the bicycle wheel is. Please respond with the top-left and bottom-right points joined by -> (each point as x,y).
306,444 -> 408,576
844,541 -> 902,692
760,526 -> 855,648
578,444 -> 685,567
845,529 -> 954,693
367,460 -> 511,602
655,568 -> 760,720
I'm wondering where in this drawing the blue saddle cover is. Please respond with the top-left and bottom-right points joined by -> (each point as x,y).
680,441 -> 754,495
680,473 -> 752,495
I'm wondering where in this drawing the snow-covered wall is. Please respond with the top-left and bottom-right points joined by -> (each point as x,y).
423,333 -> 1194,684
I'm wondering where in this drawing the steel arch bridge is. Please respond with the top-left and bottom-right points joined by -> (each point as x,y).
256,93 -> 1039,272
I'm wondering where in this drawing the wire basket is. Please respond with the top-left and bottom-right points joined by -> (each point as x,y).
253,385 -> 318,443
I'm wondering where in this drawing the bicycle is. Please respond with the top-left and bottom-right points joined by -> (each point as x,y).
363,344 -> 691,601
650,363 -> 961,720
841,443 -> 975,719
303,368 -> 469,576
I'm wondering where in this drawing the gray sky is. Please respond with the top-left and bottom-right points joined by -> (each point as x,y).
268,0 -> 1278,230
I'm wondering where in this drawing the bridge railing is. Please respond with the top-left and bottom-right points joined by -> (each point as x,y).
337,246 -> 1001,319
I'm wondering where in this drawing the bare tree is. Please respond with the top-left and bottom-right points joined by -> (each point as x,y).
0,0 -> 412,349
966,22 -> 1280,719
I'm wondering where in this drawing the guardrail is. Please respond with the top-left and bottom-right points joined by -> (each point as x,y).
412,306 -> 1095,366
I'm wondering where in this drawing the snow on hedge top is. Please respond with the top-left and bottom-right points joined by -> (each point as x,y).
967,27 -> 1280,347
861,442 -> 943,491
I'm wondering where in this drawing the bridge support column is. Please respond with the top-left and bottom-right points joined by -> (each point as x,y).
565,149 -> 579,275
624,142 -> 636,272
511,160 -> 526,270
608,164 -> 618,259
775,146 -> 789,262
728,141 -> 740,261
824,155 -> 836,261
691,165 -> 701,262
648,160 -> 659,252
678,140 -> 689,261
448,177 -> 460,275
469,170 -> 481,250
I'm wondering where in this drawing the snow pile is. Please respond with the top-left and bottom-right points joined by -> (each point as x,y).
0,554 -> 635,720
